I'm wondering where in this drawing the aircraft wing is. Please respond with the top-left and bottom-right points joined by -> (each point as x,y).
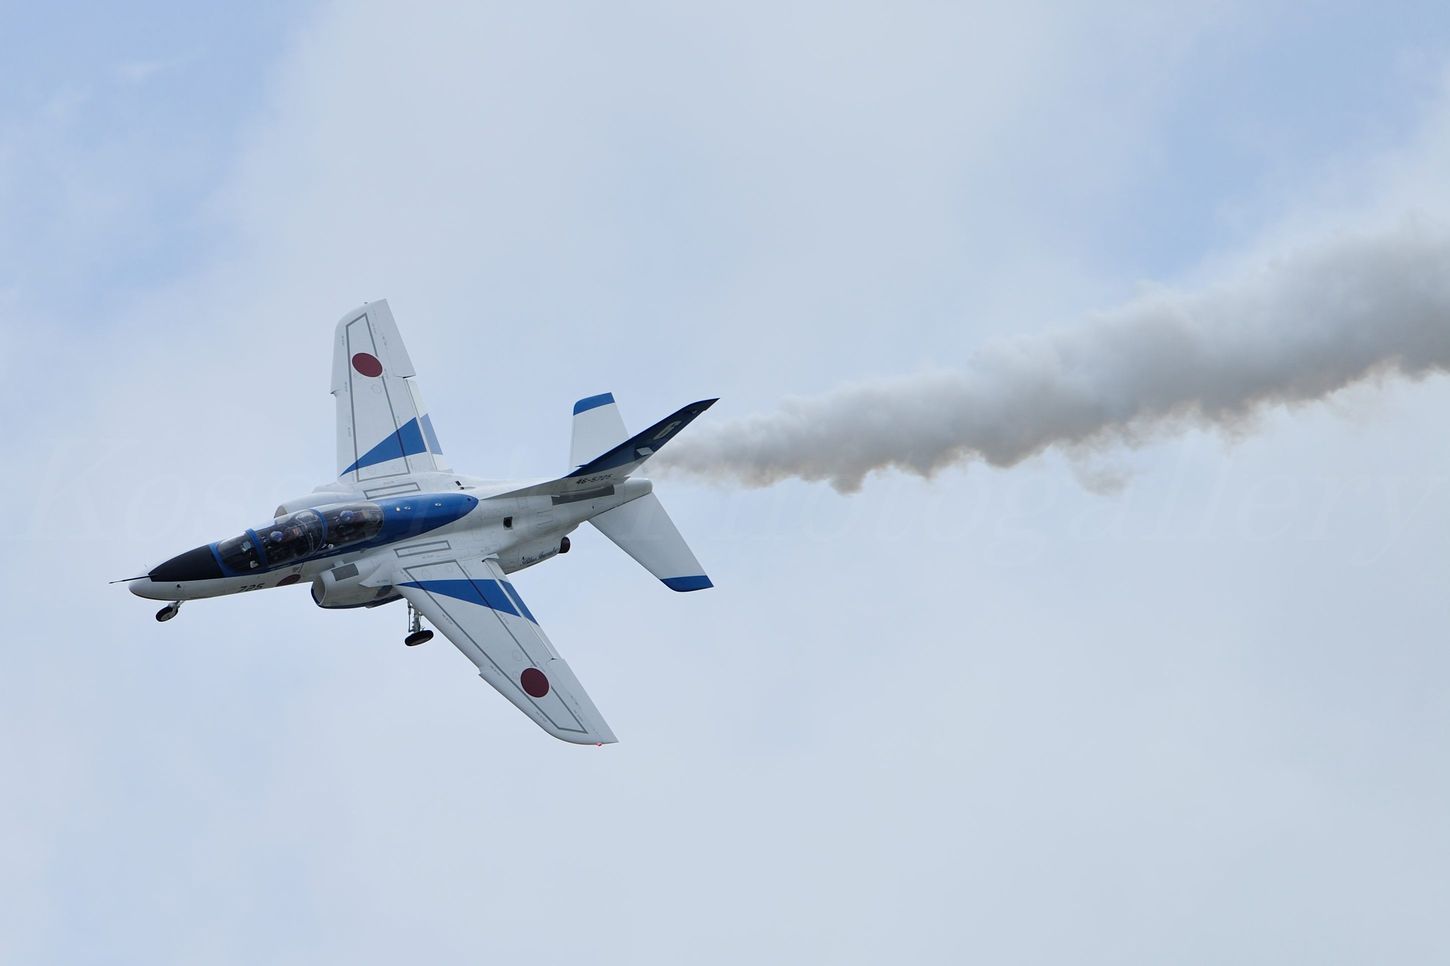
388,555 -> 617,745
332,300 -> 450,484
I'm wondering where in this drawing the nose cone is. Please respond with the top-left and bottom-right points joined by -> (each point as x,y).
148,545 -> 224,583
128,577 -> 162,599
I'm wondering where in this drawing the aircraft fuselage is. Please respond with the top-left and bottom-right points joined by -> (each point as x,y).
129,475 -> 652,607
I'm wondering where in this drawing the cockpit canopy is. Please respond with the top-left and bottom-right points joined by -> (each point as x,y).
215,502 -> 385,574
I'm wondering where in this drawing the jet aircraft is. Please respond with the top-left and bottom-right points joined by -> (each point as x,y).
126,300 -> 716,744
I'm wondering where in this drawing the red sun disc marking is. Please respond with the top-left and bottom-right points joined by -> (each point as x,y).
351,352 -> 383,377
520,667 -> 550,698
277,574 -> 301,586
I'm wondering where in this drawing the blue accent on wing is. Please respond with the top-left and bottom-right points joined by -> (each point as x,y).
498,580 -> 537,623
569,398 -> 717,477
420,414 -> 442,455
342,417 -> 430,475
573,392 -> 615,415
662,575 -> 714,592
400,577 -> 539,623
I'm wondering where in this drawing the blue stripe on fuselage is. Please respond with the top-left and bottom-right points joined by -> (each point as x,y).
371,494 -> 477,546
209,493 -> 477,580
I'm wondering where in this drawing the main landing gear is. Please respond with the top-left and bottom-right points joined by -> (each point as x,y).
155,601 -> 182,622
404,602 -> 433,647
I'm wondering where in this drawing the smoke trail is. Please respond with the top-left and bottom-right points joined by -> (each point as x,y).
661,225 -> 1450,492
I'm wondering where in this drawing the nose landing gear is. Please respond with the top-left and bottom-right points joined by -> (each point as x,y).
155,602 -> 182,622
404,602 -> 433,647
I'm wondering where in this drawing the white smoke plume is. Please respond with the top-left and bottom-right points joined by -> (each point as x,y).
661,225 -> 1450,492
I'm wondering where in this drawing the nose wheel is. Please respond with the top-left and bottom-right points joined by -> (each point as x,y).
155,602 -> 182,622
404,602 -> 433,647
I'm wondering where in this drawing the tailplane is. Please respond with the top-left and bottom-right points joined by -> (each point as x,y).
571,393 -> 714,591
589,492 -> 712,592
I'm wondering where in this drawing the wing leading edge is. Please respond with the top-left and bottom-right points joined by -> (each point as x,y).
392,556 -> 617,745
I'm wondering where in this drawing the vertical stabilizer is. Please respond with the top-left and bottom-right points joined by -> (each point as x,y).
571,393 -> 628,469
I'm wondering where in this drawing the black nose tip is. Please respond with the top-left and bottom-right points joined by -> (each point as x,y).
149,545 -> 224,582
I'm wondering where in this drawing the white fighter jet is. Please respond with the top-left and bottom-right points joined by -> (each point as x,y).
127,300 -> 715,745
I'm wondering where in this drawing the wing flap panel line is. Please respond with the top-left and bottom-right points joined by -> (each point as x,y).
496,580 -> 537,624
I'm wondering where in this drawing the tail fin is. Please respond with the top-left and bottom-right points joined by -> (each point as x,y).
564,394 -> 714,590
492,396 -> 717,500
570,393 -> 628,469
568,397 -> 716,483
590,492 -> 713,592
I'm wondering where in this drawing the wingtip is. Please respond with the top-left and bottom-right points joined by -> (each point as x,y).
556,729 -> 618,745
662,575 -> 714,592
335,298 -> 387,328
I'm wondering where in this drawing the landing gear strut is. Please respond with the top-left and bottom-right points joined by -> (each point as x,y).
404,602 -> 433,647
155,601 -> 182,622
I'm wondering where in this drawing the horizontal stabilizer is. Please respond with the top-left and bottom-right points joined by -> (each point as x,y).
590,492 -> 712,592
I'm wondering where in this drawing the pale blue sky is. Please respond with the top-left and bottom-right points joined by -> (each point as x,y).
3,4 -> 1449,963
0,2 -> 293,312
